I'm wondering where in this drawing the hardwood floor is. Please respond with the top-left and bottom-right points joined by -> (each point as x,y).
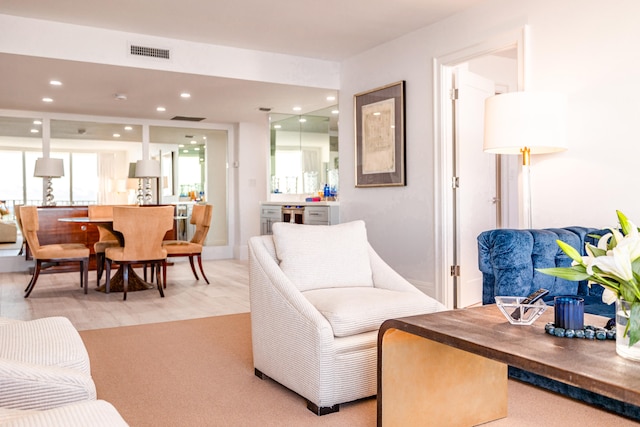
0,259 -> 250,331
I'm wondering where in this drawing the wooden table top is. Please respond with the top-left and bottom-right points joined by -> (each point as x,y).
379,304 -> 640,406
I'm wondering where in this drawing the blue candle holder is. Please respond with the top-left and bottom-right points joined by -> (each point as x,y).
554,296 -> 585,330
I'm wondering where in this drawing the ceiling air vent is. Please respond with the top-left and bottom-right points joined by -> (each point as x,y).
171,116 -> 205,122
130,44 -> 170,60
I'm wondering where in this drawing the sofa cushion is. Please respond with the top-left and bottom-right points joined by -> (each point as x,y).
272,220 -> 373,292
303,287 -> 432,337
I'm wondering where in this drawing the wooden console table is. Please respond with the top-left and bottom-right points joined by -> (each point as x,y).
378,305 -> 640,426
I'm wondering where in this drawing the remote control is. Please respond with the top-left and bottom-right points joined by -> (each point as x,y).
511,288 -> 549,319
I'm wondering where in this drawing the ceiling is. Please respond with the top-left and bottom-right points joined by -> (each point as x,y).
0,0 -> 487,140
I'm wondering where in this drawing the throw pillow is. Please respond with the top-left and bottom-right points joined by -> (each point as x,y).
272,220 -> 373,292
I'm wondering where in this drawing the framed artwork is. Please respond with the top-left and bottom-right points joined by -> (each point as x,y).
354,81 -> 405,187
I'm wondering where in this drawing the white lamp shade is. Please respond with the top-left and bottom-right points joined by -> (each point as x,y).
34,157 -> 64,177
135,159 -> 161,178
483,92 -> 568,154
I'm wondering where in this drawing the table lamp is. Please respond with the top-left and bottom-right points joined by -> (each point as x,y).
483,91 -> 567,228
135,159 -> 161,205
34,157 -> 64,206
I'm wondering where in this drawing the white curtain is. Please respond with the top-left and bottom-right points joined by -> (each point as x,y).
97,153 -> 116,204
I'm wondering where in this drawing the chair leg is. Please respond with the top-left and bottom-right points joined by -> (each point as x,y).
188,255 -> 200,280
24,260 -> 42,298
162,260 -> 167,289
122,263 -> 129,301
82,258 -> 89,294
196,254 -> 209,285
96,252 -> 104,286
105,259 -> 112,293
143,263 -> 148,282
156,261 -> 165,298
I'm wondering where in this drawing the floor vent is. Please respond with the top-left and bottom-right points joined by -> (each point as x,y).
130,45 -> 170,60
171,116 -> 206,122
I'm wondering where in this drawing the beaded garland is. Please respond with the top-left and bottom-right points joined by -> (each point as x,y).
544,322 -> 615,340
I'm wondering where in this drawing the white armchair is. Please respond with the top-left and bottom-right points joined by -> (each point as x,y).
0,316 -> 96,410
248,220 -> 446,415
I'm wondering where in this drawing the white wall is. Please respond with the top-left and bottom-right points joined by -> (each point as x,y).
339,0 -> 640,299
235,121 -> 270,260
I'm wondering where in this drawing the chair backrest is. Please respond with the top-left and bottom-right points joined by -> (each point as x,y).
18,206 -> 41,251
14,203 -> 25,236
189,204 -> 213,245
88,205 -> 118,241
112,206 -> 173,260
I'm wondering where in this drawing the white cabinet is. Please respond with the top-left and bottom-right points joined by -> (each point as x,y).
260,203 -> 339,234
304,205 -> 339,226
260,205 -> 282,235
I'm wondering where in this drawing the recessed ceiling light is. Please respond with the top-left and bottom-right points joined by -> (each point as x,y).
113,133 -> 121,138
194,147 -> 200,151
178,144 -> 185,148
183,149 -> 189,153
331,110 -> 339,115
180,92 -> 191,98
190,140 -> 197,144
50,80 -> 62,86
115,94 -> 127,101
42,97 -> 53,103
124,126 -> 133,131
273,124 -> 282,129
156,106 -> 166,112
293,106 -> 302,112
299,118 -> 307,123
33,120 -> 42,125
30,129 -> 39,133
326,96 -> 336,101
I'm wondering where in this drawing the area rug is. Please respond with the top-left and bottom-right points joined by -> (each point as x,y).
79,314 -> 637,427
79,313 -> 376,427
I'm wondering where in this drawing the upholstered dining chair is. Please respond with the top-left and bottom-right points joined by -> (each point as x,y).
104,205 -> 173,300
160,203 -> 213,286
88,205 -> 121,286
19,206 -> 90,298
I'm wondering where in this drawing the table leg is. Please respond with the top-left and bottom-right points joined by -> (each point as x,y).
97,265 -> 154,293
379,328 -> 507,426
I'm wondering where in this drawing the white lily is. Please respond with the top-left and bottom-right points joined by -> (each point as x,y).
601,287 -> 618,305
587,244 -> 634,281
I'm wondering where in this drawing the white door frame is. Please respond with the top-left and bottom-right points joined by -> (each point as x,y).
432,26 -> 529,309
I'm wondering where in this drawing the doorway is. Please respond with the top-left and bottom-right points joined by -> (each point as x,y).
433,27 -> 526,309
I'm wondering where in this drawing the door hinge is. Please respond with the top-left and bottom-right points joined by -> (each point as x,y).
450,88 -> 459,100
451,176 -> 459,189
450,265 -> 460,277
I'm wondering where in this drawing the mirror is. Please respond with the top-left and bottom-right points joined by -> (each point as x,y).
269,105 -> 339,197
0,116 -> 229,256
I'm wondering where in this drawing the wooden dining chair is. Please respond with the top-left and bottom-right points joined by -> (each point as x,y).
19,206 -> 90,298
88,205 -> 121,286
104,205 -> 173,300
158,203 -> 213,286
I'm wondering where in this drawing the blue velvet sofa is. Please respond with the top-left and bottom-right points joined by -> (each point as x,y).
478,226 -> 640,420
477,226 -> 614,318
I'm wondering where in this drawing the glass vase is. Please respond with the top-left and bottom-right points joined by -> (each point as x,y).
616,298 -> 640,361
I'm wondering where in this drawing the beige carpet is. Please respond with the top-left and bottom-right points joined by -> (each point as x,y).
79,314 -> 638,427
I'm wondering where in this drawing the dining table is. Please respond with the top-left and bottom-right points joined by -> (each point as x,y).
58,216 -> 155,293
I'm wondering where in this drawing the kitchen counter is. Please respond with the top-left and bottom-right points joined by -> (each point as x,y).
260,200 -> 339,207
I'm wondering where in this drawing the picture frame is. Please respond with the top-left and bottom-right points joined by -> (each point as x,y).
354,81 -> 405,187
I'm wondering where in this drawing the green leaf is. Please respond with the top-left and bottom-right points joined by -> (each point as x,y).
586,243 -> 606,257
628,302 -> 640,347
556,240 -> 583,263
537,266 -> 590,281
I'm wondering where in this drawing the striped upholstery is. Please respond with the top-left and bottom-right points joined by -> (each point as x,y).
0,400 -> 128,426
0,317 -> 96,410
248,224 -> 447,412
